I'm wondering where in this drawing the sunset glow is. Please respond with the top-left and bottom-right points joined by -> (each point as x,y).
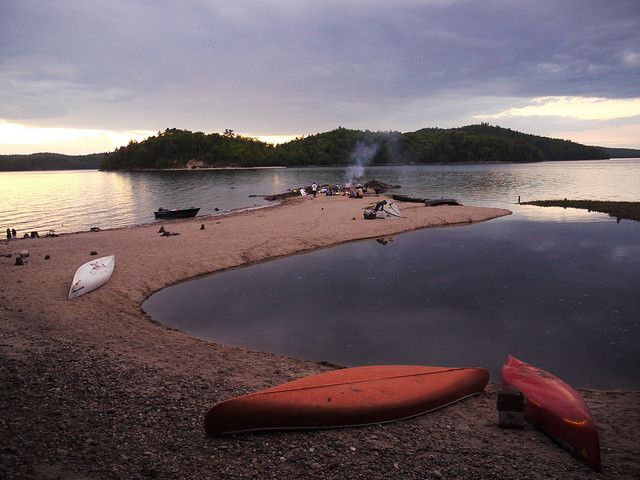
252,134 -> 301,145
0,120 -> 154,155
479,96 -> 640,121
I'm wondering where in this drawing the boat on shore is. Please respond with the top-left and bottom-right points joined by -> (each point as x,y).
68,255 -> 115,300
392,194 -> 427,203
392,194 -> 462,206
501,355 -> 601,471
154,207 -> 200,219
205,364 -> 489,436
424,198 -> 462,206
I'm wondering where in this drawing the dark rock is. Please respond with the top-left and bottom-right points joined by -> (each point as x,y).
45,255 -> 51,260
14,256 -> 24,266
90,251 -> 98,256
363,179 -> 401,193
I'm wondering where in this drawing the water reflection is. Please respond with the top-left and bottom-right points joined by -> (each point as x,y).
1,159 -> 638,233
143,218 -> 640,389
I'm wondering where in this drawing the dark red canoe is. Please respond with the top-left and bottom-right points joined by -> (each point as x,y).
501,355 -> 601,471
205,365 -> 489,436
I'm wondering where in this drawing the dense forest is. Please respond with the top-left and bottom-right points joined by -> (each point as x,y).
2,125 -> 639,171
0,152 -> 106,171
101,124 -> 627,170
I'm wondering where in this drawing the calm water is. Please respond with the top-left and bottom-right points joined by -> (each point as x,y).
143,217 -> 640,389
1,158 -> 639,233
4,160 -> 640,388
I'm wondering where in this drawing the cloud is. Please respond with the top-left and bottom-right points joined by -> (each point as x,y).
621,51 -> 640,67
477,96 -> 640,121
1,0 -> 639,152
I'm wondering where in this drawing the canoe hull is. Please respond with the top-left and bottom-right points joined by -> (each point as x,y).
68,255 -> 115,299
205,365 -> 489,436
391,194 -> 426,203
501,355 -> 601,471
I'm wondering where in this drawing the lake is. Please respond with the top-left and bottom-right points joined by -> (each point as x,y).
3,160 -> 640,388
1,158 -> 639,233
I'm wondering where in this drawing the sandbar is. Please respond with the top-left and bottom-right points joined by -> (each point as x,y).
1,195 -> 638,479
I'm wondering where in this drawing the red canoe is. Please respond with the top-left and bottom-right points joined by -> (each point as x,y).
501,355 -> 601,471
205,365 -> 489,436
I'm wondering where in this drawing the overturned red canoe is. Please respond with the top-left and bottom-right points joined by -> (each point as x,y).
501,355 -> 601,471
205,365 -> 489,436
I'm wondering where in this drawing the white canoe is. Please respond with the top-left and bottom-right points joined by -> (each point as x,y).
68,255 -> 115,299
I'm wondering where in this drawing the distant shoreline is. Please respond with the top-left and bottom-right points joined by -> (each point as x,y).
3,157 -> 639,173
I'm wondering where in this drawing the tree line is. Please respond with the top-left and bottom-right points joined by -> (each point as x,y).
3,124 -> 637,171
101,124 -> 614,170
0,152 -> 106,171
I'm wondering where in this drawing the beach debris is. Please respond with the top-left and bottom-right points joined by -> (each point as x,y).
264,191 -> 297,201
376,236 -> 394,245
14,256 -> 24,266
45,254 -> 51,260
90,251 -> 98,256
90,227 -> 101,232
497,386 -> 525,429
19,249 -> 29,258
161,231 -> 180,237
158,226 -> 166,234
200,224 -> 205,230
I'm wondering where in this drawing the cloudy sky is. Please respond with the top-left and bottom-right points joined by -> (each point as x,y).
1,0 -> 639,154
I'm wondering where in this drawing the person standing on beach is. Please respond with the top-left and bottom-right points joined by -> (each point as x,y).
311,182 -> 318,198
6,228 -> 11,240
11,228 -> 16,238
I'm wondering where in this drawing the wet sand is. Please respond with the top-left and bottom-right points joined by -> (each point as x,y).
1,195 -> 638,479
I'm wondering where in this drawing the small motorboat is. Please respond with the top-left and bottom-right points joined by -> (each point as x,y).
154,207 -> 200,219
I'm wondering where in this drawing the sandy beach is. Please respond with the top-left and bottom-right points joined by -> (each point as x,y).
1,194 -> 638,479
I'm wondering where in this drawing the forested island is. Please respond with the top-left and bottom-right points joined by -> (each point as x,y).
2,125 -> 639,171
101,124 -> 638,170
0,152 -> 106,171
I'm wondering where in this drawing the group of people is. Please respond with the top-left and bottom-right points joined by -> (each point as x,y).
6,228 -> 40,240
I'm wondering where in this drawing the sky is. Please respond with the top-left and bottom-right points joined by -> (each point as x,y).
1,0 -> 639,155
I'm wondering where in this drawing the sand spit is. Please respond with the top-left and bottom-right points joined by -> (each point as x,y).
1,195 -> 638,479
